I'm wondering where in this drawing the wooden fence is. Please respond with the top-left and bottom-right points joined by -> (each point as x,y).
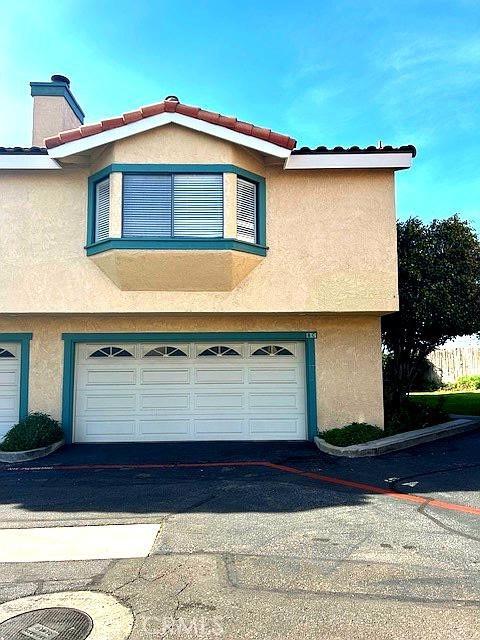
428,347 -> 480,384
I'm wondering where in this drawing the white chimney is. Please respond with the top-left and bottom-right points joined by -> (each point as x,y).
30,75 -> 85,147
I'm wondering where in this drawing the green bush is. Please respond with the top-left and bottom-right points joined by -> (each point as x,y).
446,375 -> 480,391
385,397 -> 449,435
0,412 -> 63,452
321,422 -> 384,447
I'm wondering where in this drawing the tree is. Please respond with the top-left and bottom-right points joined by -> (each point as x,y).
382,215 -> 480,409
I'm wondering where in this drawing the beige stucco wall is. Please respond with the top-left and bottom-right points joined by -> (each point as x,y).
32,95 -> 82,147
90,124 -> 266,176
0,313 -> 384,431
0,124 -> 398,313
90,249 -> 262,291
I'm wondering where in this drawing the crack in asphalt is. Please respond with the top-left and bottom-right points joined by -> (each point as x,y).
1,547 -> 478,615
220,552 -> 480,606
416,502 -> 480,543
388,465 -> 480,541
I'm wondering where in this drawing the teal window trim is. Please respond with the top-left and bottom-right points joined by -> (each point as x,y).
86,164 -> 267,249
61,331 -> 317,444
86,238 -> 267,257
0,333 -> 33,421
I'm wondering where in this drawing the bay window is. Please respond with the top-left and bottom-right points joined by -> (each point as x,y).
89,164 -> 265,258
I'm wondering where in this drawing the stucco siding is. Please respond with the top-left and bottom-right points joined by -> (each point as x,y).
32,95 -> 82,147
95,124 -> 266,176
0,314 -> 384,431
0,125 -> 397,314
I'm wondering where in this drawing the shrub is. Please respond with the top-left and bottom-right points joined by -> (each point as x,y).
446,375 -> 480,391
0,412 -> 63,452
385,397 -> 449,435
321,423 -> 384,447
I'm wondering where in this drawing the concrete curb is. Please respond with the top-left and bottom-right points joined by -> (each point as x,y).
315,418 -> 480,458
0,439 -> 64,463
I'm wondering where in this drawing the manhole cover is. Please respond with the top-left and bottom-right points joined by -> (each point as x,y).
0,607 -> 93,639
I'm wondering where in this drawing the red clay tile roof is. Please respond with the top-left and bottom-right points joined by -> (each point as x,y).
44,96 -> 297,151
0,146 -> 47,155
292,144 -> 417,157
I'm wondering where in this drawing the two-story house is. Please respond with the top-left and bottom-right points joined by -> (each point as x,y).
0,75 -> 414,445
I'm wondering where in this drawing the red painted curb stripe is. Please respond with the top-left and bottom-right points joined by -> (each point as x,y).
265,463 -> 480,517
4,460 -> 480,517
5,461 -> 267,472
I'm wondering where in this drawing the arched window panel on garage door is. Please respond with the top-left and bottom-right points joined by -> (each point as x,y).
0,348 -> 16,358
89,346 -> 134,358
143,345 -> 189,358
251,345 -> 295,357
197,345 -> 242,357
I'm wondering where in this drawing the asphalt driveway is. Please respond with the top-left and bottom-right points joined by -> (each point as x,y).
0,432 -> 479,639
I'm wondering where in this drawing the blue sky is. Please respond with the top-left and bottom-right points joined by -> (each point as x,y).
1,0 -> 479,228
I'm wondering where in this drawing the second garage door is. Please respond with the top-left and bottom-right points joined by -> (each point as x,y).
0,343 -> 21,440
74,341 -> 307,442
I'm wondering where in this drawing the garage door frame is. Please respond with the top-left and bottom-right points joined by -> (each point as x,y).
0,333 -> 32,426
61,331 -> 317,443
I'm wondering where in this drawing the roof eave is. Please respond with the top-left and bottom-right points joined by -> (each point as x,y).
0,155 -> 61,170
284,152 -> 414,170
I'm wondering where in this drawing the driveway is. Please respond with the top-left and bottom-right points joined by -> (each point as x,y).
0,433 -> 479,639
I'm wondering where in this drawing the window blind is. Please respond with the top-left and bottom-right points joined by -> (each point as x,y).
236,177 -> 257,243
173,174 -> 223,237
122,173 -> 224,238
94,178 -> 110,242
123,174 -> 173,237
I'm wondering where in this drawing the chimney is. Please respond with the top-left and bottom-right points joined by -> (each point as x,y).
30,75 -> 85,147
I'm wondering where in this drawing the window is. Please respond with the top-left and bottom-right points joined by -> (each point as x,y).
144,346 -> 188,357
94,178 -> 110,242
251,345 -> 294,356
123,173 -> 223,238
236,177 -> 257,243
89,346 -> 134,358
0,348 -> 15,359
198,345 -> 241,357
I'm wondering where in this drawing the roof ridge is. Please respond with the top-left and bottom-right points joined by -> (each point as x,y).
44,98 -> 297,151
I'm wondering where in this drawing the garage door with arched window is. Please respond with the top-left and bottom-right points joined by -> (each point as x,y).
73,342 -> 307,442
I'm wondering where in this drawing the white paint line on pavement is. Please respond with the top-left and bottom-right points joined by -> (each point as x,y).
0,523 -> 160,563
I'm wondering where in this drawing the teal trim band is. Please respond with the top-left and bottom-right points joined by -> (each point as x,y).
0,333 -> 33,421
257,177 -> 266,247
62,331 -> 310,342
86,238 -> 267,257
305,335 -> 318,440
86,175 -> 96,246
107,164 -> 263,181
86,164 -> 267,248
30,82 -> 85,122
61,331 -> 317,443
61,335 -> 76,444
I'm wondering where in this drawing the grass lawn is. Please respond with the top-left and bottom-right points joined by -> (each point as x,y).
410,390 -> 480,416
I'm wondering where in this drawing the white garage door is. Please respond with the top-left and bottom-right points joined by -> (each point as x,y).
74,341 -> 307,442
0,343 -> 21,440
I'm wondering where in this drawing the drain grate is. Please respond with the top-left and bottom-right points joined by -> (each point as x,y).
0,607 -> 93,639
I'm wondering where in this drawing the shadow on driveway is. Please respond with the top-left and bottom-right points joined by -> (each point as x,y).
0,434 -> 479,525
